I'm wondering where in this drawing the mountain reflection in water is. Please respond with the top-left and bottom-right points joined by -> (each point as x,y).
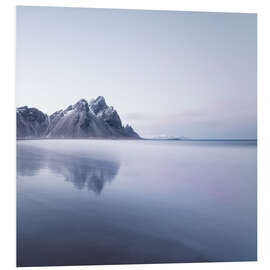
17,140 -> 257,266
17,144 -> 120,194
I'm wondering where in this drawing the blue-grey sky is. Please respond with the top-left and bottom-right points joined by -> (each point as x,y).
16,6 -> 257,139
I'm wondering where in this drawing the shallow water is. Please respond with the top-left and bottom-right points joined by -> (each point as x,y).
17,139 -> 257,266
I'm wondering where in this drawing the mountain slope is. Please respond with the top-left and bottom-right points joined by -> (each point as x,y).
16,106 -> 50,138
17,97 -> 140,139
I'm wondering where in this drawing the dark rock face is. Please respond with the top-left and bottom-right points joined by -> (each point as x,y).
17,106 -> 49,138
89,96 -> 107,115
16,97 -> 140,139
89,97 -> 122,129
124,124 -> 140,138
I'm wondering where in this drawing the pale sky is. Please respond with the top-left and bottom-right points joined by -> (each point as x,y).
16,6 -> 257,139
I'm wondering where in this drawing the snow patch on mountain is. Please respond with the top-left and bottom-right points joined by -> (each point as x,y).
17,97 -> 140,139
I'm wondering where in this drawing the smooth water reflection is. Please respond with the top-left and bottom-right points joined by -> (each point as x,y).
17,139 -> 257,266
17,144 -> 119,194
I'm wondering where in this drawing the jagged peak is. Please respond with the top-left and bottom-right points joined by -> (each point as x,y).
17,106 -> 47,116
65,105 -> 73,111
74,98 -> 88,105
50,109 -> 64,120
125,124 -> 134,131
96,96 -> 105,102
73,98 -> 89,112
124,124 -> 140,138
89,96 -> 106,105
17,106 -> 28,111
89,96 -> 108,115
16,97 -> 141,139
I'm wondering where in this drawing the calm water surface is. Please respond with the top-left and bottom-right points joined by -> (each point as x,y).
17,139 -> 257,266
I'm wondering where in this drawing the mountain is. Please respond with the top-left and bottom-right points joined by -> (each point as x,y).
17,96 -> 140,139
16,106 -> 50,138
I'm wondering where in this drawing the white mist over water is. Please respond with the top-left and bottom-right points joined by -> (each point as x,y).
17,139 -> 257,266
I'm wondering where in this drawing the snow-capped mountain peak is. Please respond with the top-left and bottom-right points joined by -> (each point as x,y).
17,97 -> 140,139
89,96 -> 108,115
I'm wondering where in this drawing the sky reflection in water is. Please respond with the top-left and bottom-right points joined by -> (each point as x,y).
17,139 -> 257,266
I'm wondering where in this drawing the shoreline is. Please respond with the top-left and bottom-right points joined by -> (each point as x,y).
16,138 -> 257,142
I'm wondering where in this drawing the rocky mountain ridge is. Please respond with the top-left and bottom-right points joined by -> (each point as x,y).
17,96 -> 140,139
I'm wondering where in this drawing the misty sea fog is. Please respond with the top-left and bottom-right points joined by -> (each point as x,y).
17,139 -> 257,266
